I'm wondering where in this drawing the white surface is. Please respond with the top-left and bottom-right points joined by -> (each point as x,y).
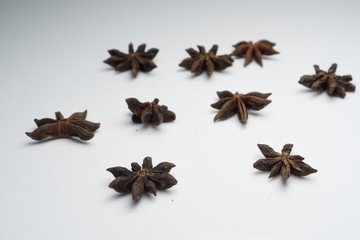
1,0 -> 360,239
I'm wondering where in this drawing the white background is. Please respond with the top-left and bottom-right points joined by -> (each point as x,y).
1,0 -> 360,239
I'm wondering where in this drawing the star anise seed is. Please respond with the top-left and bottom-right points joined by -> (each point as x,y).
179,45 -> 233,75
107,156 -> 177,201
26,110 -> 100,141
299,63 -> 355,98
253,144 -> 317,183
125,98 -> 176,126
211,91 -> 271,124
104,43 -> 159,77
231,40 -> 279,67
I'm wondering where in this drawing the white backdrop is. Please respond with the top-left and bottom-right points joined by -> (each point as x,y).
1,0 -> 359,239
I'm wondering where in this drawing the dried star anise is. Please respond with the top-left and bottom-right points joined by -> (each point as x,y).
254,144 -> 317,182
211,91 -> 271,124
125,98 -> 176,126
104,43 -> 159,77
179,45 -> 233,75
26,110 -> 100,141
231,40 -> 279,67
107,157 -> 177,201
298,63 -> 355,98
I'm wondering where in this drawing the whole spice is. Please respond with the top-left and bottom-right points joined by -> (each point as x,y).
231,40 -> 279,67
298,63 -> 355,98
253,144 -> 317,182
211,90 -> 271,124
179,45 -> 233,75
107,156 -> 177,201
125,98 -> 176,126
104,43 -> 159,77
26,110 -> 100,141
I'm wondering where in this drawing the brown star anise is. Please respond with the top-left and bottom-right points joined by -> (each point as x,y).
107,157 -> 177,201
179,45 -> 233,75
254,144 -> 317,182
104,43 -> 159,77
26,110 -> 100,141
298,63 -> 355,98
231,40 -> 279,67
125,98 -> 176,126
211,91 -> 271,124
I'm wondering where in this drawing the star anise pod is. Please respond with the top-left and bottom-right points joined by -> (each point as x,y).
104,43 -> 159,77
253,144 -> 317,182
179,45 -> 233,75
298,63 -> 355,98
125,98 -> 176,126
107,157 -> 177,201
211,91 -> 271,124
231,40 -> 279,67
26,110 -> 100,141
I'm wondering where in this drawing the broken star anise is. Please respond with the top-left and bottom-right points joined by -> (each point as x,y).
107,156 -> 177,201
104,43 -> 159,77
298,63 -> 355,98
179,45 -> 233,75
125,98 -> 176,126
26,110 -> 100,141
211,91 -> 271,124
231,40 -> 279,67
253,144 -> 317,183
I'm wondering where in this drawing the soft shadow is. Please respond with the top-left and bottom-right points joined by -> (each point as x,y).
25,137 -> 89,146
103,67 -> 115,71
297,88 -> 324,98
247,111 -> 260,116
121,114 -> 163,132
262,56 -> 278,61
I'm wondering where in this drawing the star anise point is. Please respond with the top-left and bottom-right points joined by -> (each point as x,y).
231,40 -> 279,67
125,97 -> 176,126
254,144 -> 317,183
179,44 -> 233,76
299,63 -> 355,98
211,90 -> 271,124
26,110 -> 100,141
104,43 -> 158,77
107,157 -> 177,201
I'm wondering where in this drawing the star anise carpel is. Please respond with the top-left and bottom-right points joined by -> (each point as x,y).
211,91 -> 271,124
253,144 -> 317,183
104,43 -> 159,77
107,157 -> 177,201
179,45 -> 233,76
231,40 -> 279,67
26,110 -> 100,141
125,98 -> 176,126
299,63 -> 355,98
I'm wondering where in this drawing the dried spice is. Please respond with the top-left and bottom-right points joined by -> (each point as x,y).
253,144 -> 317,182
298,63 -> 355,98
231,40 -> 279,67
179,45 -> 233,75
104,43 -> 159,77
125,98 -> 176,126
107,156 -> 177,201
211,91 -> 271,124
26,110 -> 100,141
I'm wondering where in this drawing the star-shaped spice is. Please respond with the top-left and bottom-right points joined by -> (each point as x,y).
298,63 -> 355,98
26,110 -> 100,141
231,40 -> 279,67
179,45 -> 233,75
107,157 -> 177,201
253,144 -> 317,182
104,43 -> 159,77
211,91 -> 271,124
125,98 -> 176,126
